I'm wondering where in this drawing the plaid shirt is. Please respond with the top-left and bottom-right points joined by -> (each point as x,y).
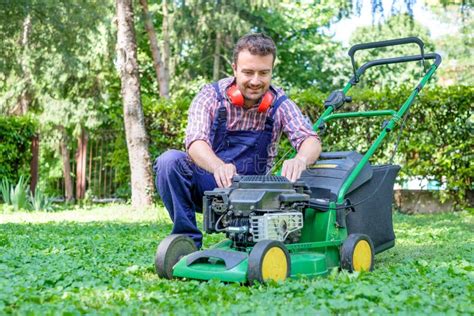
185,77 -> 319,167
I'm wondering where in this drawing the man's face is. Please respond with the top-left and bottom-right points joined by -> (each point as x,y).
232,49 -> 273,105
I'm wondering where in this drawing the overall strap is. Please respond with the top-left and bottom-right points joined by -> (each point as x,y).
212,82 -> 227,121
263,95 -> 288,132
212,82 -> 224,103
270,95 -> 288,118
210,82 -> 227,151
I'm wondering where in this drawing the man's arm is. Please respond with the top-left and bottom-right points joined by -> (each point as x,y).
185,84 -> 237,188
281,136 -> 321,182
188,140 -> 236,188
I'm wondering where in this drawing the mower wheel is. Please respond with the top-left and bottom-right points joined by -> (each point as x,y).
340,233 -> 374,272
247,240 -> 291,284
155,234 -> 197,279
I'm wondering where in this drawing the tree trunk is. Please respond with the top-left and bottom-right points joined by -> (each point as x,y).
161,0 -> 170,95
20,14 -> 32,114
30,134 -> 39,195
11,14 -> 32,115
139,0 -> 169,99
116,0 -> 154,207
75,127 -> 88,200
59,127 -> 74,202
213,31 -> 222,81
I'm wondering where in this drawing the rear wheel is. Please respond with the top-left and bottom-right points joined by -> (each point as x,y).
155,234 -> 197,279
340,234 -> 374,272
247,240 -> 291,284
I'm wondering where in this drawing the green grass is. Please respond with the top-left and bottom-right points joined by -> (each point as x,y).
0,206 -> 472,315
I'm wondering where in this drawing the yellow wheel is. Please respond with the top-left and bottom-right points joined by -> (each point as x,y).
340,234 -> 374,272
248,240 -> 291,284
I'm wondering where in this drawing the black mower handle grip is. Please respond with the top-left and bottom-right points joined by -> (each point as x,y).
355,53 -> 441,77
348,37 -> 425,60
348,37 -> 427,83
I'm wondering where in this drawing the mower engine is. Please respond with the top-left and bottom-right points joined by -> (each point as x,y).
203,175 -> 310,248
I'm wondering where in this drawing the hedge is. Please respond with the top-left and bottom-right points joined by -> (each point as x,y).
0,116 -> 37,184
292,85 -> 473,205
141,85 -> 472,206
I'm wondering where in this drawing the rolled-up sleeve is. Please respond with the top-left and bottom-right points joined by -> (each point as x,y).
185,84 -> 217,150
280,99 -> 320,150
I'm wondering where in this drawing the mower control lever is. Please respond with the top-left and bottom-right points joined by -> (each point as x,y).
324,90 -> 351,110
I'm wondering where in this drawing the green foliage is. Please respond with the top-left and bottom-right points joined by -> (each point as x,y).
0,206 -> 472,313
143,95 -> 190,157
136,0 -> 351,93
144,84 -> 471,205
1,177 -> 55,212
423,2 -> 473,86
258,1 -> 351,90
0,179 -> 11,205
1,176 -> 29,211
28,189 -> 54,212
291,85 -> 473,205
0,116 -> 37,183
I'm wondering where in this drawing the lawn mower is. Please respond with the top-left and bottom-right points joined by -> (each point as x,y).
155,37 -> 441,283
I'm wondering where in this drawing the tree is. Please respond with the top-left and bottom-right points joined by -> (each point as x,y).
116,0 -> 154,207
139,0 -> 170,98
0,1 -> 114,200
164,0 -> 350,91
425,2 -> 473,86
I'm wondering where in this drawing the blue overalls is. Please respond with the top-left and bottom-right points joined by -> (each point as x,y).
153,82 -> 287,248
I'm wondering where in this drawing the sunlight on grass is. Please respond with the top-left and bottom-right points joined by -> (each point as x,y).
0,207 -> 472,314
0,204 -> 171,224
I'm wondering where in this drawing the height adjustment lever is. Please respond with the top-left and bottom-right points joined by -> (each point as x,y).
324,90 -> 352,110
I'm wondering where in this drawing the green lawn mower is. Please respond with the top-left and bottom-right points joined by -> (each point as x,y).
155,37 -> 441,284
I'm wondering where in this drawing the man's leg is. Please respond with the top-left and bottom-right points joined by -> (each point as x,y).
153,149 -> 216,248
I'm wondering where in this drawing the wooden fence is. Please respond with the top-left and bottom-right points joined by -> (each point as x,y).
53,130 -> 125,200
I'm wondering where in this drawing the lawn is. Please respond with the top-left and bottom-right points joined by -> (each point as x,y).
0,205 -> 472,315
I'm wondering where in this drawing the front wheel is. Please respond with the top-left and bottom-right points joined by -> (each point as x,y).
247,240 -> 291,284
340,233 -> 374,272
155,234 -> 197,279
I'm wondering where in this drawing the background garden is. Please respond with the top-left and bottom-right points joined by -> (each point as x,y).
0,0 -> 473,314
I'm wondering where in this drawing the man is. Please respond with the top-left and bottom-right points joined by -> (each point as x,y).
154,33 -> 321,248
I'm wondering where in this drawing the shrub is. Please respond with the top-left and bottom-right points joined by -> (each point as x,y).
297,85 -> 473,205
0,116 -> 37,184
1,176 -> 29,211
0,177 -> 55,212
29,189 -> 54,212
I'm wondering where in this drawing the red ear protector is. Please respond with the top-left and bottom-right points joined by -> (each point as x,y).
226,84 -> 274,113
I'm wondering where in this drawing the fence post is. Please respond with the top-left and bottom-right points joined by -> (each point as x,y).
30,134 -> 39,195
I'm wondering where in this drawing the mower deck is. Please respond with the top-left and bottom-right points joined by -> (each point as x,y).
173,241 -> 334,282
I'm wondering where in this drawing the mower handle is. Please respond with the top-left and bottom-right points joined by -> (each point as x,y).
350,53 -> 441,85
348,37 -> 425,82
348,37 -> 425,60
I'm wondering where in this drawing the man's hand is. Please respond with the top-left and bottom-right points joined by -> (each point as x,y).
213,163 -> 237,188
281,157 -> 307,182
188,140 -> 236,187
282,136 -> 321,182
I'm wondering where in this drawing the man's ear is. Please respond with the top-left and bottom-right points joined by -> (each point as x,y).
232,63 -> 237,75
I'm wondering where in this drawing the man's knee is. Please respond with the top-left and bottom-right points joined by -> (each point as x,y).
153,150 -> 189,178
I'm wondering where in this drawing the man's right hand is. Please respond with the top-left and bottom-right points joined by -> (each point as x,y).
188,140 -> 237,188
213,163 -> 237,188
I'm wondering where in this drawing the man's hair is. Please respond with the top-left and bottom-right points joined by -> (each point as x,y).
233,33 -> 276,65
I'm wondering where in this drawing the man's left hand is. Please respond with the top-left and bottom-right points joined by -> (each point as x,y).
281,157 -> 307,182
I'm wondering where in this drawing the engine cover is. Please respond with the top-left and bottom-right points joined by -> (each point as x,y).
203,175 -> 309,247
250,212 -> 303,242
